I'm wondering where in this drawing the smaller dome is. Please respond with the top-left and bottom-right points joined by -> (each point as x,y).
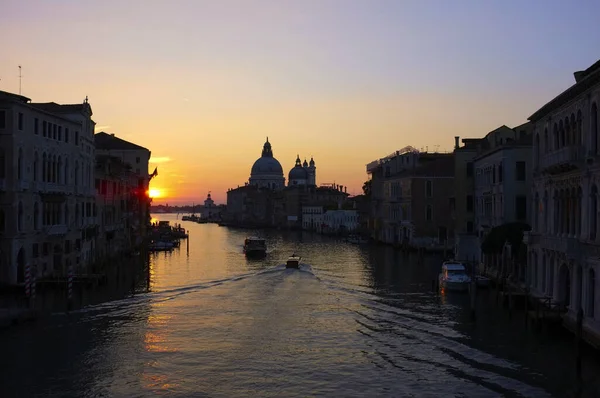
289,165 -> 308,181
309,157 -> 315,167
303,159 -> 308,167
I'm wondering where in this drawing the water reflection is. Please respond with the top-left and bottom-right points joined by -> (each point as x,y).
0,213 -> 598,397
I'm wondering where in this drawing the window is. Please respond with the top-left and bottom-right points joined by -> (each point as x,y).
0,110 -> 5,129
516,161 -> 526,181
516,196 -> 527,221
34,118 -> 39,134
589,269 -> 595,318
18,202 -> 23,231
426,205 -> 432,221
499,164 -> 503,183
18,112 -> 24,130
75,131 -> 79,145
43,121 -> 47,137
58,126 -> 62,141
466,162 -> 473,178
466,195 -> 474,212
53,124 -> 57,139
467,221 -> 474,233
426,180 -> 432,197
65,128 -> 69,143
136,156 -> 140,164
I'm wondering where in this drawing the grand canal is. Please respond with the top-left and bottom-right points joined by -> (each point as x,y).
1,213 -> 599,397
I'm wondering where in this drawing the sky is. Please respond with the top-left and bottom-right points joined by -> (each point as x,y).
1,0 -> 599,204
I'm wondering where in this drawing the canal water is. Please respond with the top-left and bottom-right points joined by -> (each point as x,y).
1,213 -> 599,397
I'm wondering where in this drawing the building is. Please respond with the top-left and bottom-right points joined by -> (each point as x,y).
288,155 -> 316,186
472,124 -> 533,268
322,209 -> 359,234
0,91 -> 96,284
452,136 -> 481,262
94,132 -> 151,243
225,185 -> 274,226
249,138 -> 285,189
367,148 -> 454,249
526,59 -> 600,346
201,192 -> 222,221
95,155 -> 138,259
302,206 -> 323,232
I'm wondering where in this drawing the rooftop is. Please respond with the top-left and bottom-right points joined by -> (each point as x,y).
95,132 -> 149,152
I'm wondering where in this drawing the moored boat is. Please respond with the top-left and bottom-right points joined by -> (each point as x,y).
149,240 -> 174,252
346,234 -> 369,244
438,261 -> 471,292
286,254 -> 301,269
243,237 -> 267,257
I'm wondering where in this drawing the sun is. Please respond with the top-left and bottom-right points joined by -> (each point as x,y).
148,188 -> 162,198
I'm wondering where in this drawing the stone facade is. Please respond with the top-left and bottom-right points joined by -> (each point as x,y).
527,59 -> 600,346
0,91 -> 97,284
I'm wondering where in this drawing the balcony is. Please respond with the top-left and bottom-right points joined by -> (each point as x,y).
540,235 -> 581,259
47,224 -> 68,236
19,180 -> 29,190
539,146 -> 584,174
523,231 -> 540,245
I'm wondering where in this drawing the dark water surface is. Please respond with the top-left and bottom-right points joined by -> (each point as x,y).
1,214 -> 599,397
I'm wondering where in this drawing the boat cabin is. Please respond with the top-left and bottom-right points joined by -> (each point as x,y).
286,255 -> 301,269
441,262 -> 467,277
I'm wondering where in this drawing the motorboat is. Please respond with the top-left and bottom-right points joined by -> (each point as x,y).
286,254 -> 301,269
346,234 -> 369,244
243,237 -> 267,257
148,240 -> 174,252
438,261 -> 471,292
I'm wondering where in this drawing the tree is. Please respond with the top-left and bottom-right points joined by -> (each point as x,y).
362,180 -> 372,196
481,222 -> 531,257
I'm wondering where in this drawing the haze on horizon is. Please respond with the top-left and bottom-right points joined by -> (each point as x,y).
1,0 -> 599,204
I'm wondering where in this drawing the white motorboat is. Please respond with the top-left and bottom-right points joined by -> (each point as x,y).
439,261 -> 471,292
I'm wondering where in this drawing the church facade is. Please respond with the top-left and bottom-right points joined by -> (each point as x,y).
226,138 -> 347,228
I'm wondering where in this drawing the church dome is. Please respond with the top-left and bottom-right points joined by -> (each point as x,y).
289,155 -> 308,181
250,138 -> 284,176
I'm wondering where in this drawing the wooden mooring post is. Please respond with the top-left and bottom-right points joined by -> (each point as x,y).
575,307 -> 584,381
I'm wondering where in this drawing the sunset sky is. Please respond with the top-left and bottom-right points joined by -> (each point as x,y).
1,0 -> 599,204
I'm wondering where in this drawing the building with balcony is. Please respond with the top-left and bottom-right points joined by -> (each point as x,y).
0,90 -> 97,284
528,58 -> 600,347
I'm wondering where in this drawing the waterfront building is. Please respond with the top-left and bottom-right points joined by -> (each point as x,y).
94,132 -> 151,243
472,123 -> 533,270
526,58 -> 600,346
322,209 -> 359,234
94,155 -> 139,259
200,192 -> 222,221
367,149 -> 454,249
302,206 -> 323,232
0,90 -> 96,284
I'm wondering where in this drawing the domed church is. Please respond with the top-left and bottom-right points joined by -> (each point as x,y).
248,138 -> 286,189
288,155 -> 316,186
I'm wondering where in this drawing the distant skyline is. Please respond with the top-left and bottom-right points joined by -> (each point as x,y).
1,0 -> 599,204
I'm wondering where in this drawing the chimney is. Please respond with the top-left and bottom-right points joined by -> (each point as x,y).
574,71 -> 585,83
110,133 -> 115,137
345,186 -> 347,193
454,136 -> 460,150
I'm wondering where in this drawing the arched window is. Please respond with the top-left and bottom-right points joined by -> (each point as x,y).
544,128 -> 549,153
589,269 -> 596,318
565,118 -> 571,145
553,124 -> 559,150
75,161 -> 79,187
592,103 -> 598,155
42,153 -> 47,183
33,152 -> 38,182
64,158 -> 69,185
0,209 -> 4,232
18,201 -> 23,231
535,134 -> 540,167
57,156 -> 62,185
591,185 -> 598,241
534,192 -> 540,231
65,203 -> 69,226
17,148 -> 23,180
53,155 -> 57,183
34,202 -> 39,230
559,120 -> 565,147
544,190 -> 549,233
577,110 -> 583,146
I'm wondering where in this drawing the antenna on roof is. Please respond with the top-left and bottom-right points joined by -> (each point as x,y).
18,66 -> 22,95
